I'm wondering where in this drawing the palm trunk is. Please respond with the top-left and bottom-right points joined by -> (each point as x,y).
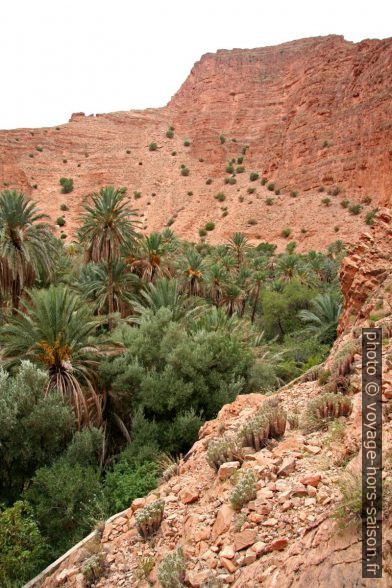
108,257 -> 114,330
251,282 -> 261,323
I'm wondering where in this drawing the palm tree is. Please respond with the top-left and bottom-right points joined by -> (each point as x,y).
222,284 -> 243,317
128,232 -> 169,282
204,263 -> 227,305
74,260 -> 140,317
131,277 -> 191,322
227,232 -> 250,268
178,247 -> 205,296
0,285 -> 103,426
298,292 -> 342,344
0,190 -> 57,309
77,186 -> 140,329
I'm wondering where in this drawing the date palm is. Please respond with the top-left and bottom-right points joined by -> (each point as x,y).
227,232 -> 250,268
128,232 -> 169,282
0,190 -> 57,309
178,247 -> 205,296
298,292 -> 342,344
132,277 -> 189,322
74,260 -> 140,318
0,285 -> 103,426
77,186 -> 140,329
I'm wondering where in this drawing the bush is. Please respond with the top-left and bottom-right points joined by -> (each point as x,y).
0,501 -> 47,586
362,195 -> 372,205
226,164 -> 234,174
207,436 -> 242,471
59,177 -> 73,193
56,216 -> 65,226
183,139 -> 190,147
333,472 -> 362,529
135,499 -> 164,539
247,218 -> 257,225
265,197 -> 273,205
365,208 -> 378,225
247,187 -> 255,194
349,203 -> 362,215
304,393 -> 352,433
318,186 -> 325,192
187,191 -> 193,196
341,199 -> 349,208
224,177 -> 236,185
261,177 -> 268,185
322,197 -> 331,206
281,228 -> 291,238
105,460 -> 158,512
219,134 -> 226,144
206,178 -> 213,185
329,186 -> 341,196
60,203 -> 68,211
249,172 -> 259,182
158,546 -> 186,588
237,157 -> 243,164
236,165 -> 245,174
205,222 -> 215,231
199,228 -> 207,237
267,182 -> 275,191
25,459 -> 106,557
290,191 -> 298,198
181,167 -> 190,176
134,191 -> 142,199
215,192 -> 226,202
166,129 -> 174,139
148,142 -> 158,151
36,146 -> 43,152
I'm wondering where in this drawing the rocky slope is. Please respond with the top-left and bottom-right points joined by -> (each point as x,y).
1,35 -> 391,250
31,212 -> 392,587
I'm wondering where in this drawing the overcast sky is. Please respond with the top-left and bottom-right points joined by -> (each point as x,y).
1,0 -> 390,129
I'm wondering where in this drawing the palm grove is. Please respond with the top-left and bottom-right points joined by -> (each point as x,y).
0,187 -> 343,585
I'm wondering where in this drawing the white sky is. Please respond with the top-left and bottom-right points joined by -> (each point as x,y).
1,0 -> 391,130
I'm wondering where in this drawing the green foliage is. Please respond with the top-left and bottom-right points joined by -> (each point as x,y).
215,192 -> 226,202
230,469 -> 257,510
206,178 -> 213,185
135,499 -> 164,539
249,172 -> 259,182
349,203 -> 362,215
219,134 -> 226,144
181,167 -> 190,176
365,208 -> 378,225
304,393 -> 353,433
56,216 -> 65,226
205,222 -> 215,231
148,142 -> 158,151
226,164 -> 234,174
0,501 -> 47,586
333,472 -> 362,529
0,362 -> 75,502
236,165 -> 245,173
166,128 -> 174,139
59,177 -> 73,193
105,459 -> 158,512
183,139 -> 190,147
281,228 -> 291,238
261,280 -> 314,339
25,458 -> 106,557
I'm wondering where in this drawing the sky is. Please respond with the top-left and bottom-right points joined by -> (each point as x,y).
1,0 -> 391,129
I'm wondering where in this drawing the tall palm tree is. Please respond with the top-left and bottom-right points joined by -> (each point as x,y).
77,186 -> 140,329
132,277 -> 191,322
178,247 -> 205,296
0,285 -> 103,426
0,190 -> 57,309
204,263 -> 227,306
128,232 -> 169,282
74,260 -> 140,317
298,292 -> 342,344
227,232 -> 250,268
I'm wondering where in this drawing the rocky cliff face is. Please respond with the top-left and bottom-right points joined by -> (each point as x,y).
32,214 -> 392,587
1,35 -> 391,250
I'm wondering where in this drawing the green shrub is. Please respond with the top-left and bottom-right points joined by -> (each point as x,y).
261,177 -> 268,185
318,185 -> 325,192
249,172 -> 259,182
36,146 -> 43,152
247,187 -> 255,194
199,228 -> 207,237
60,203 -> 68,211
281,228 -> 291,238
362,195 -> 372,205
60,233 -> 67,239
181,167 -> 190,176
237,156 -> 243,164
205,222 -> 215,231
226,164 -> 234,174
166,129 -> 174,139
341,199 -> 349,208
265,197 -> 273,205
0,501 -> 47,586
207,436 -> 242,471
215,192 -> 226,202
224,177 -> 236,185
236,165 -> 245,173
56,216 -> 65,227
322,197 -> 331,206
290,191 -> 298,198
149,142 -> 158,151
183,139 -> 190,147
187,191 -> 193,196
59,177 -> 73,193
134,191 -> 142,199
135,499 -> 164,539
206,178 -> 213,185
171,151 -> 177,156
219,134 -> 226,144
349,203 -> 362,215
267,182 -> 275,191
105,460 -> 158,512
365,208 -> 378,225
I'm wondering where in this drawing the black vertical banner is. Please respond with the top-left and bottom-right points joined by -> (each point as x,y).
362,328 -> 382,578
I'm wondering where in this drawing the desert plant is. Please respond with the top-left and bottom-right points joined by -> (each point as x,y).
133,555 -> 155,585
322,197 -> 331,206
199,229 -> 207,237
281,228 -> 291,238
135,499 -> 165,539
365,208 -> 378,225
206,178 -> 213,185
205,222 -> 215,231
60,203 -> 69,211
304,393 -> 353,433
171,151 -> 176,156
82,552 -> 105,583
134,191 -> 142,199
333,472 -> 362,529
247,218 -> 257,225
183,139 -> 190,147
230,469 -> 257,510
166,129 -> 174,139
187,191 -> 193,196
219,134 -> 226,144
206,436 -> 242,471
158,546 -> 186,588
215,192 -> 226,202
341,199 -> 349,208
249,172 -> 259,182
59,177 -> 73,193
275,188 -> 280,195
329,186 -> 341,196
239,402 -> 287,450
261,177 -> 268,185
237,157 -> 244,164
236,165 -> 245,173
265,197 -> 273,205
349,204 -> 362,215
267,183 -> 275,191
288,414 -> 299,429
148,142 -> 158,151
290,191 -> 298,198
56,216 -> 65,227
181,167 -> 190,177
247,187 -> 256,194
226,164 -> 234,174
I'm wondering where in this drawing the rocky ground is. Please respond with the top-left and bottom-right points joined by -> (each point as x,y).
35,214 -> 392,587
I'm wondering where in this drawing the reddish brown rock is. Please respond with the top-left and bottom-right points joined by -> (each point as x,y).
234,529 -> 257,552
